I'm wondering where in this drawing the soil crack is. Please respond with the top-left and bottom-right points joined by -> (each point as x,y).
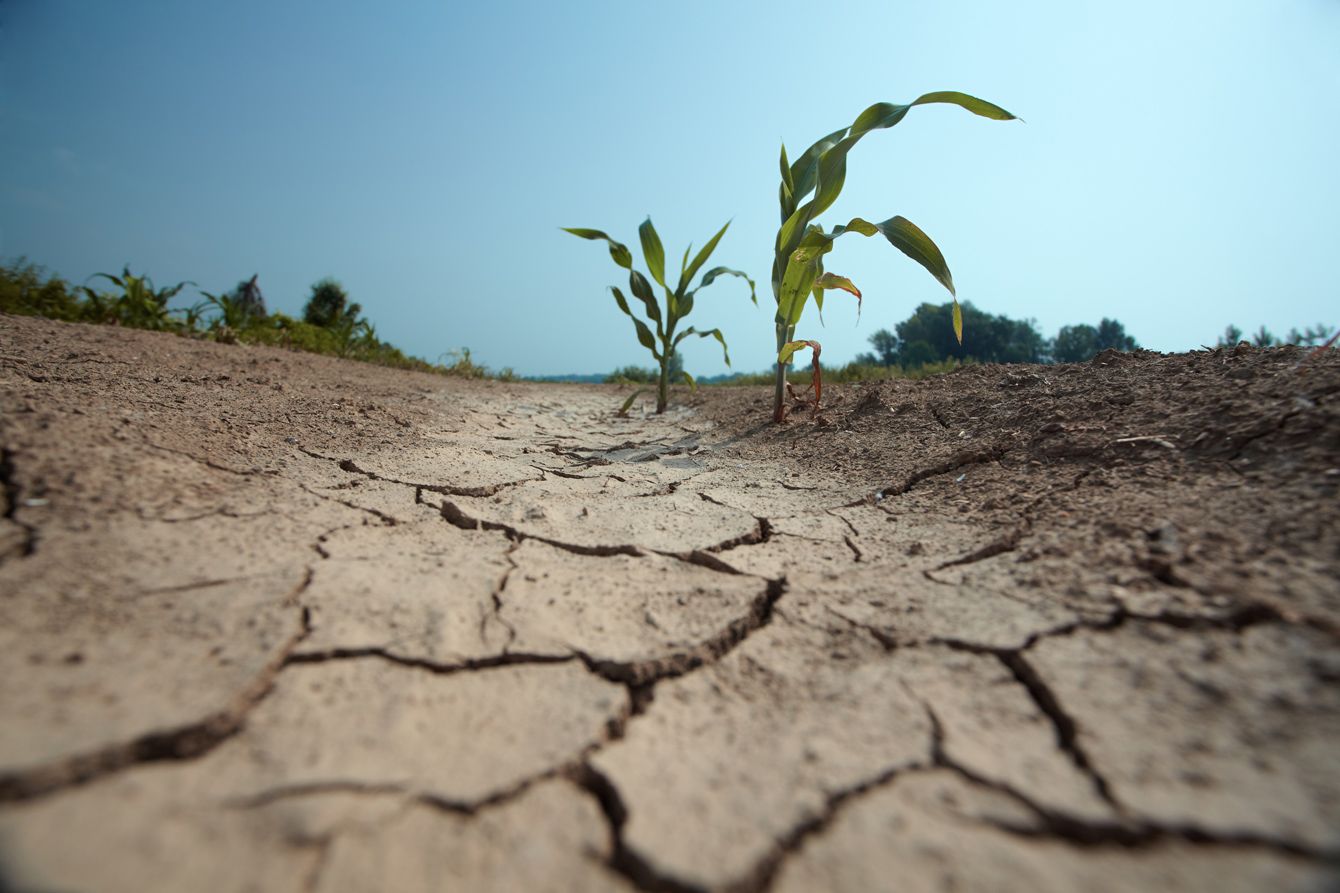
298,448 -> 539,498
859,444 -> 1009,505
923,703 -> 1334,859
573,578 -> 787,687
995,652 -> 1120,810
569,762 -> 709,893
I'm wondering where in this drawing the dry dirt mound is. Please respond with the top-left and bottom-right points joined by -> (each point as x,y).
1,314 -> 1337,892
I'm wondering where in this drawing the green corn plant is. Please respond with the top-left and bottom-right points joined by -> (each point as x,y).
172,298 -> 214,331
565,218 -> 755,413
80,266 -> 194,331
771,92 -> 1018,422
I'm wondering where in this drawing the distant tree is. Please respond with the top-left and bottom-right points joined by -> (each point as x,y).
1051,324 -> 1099,363
1094,318 -> 1138,352
865,329 -> 899,366
605,365 -> 656,384
1050,317 -> 1139,363
303,278 -> 362,329
1287,323 -> 1337,347
861,302 -> 1047,369
1251,325 -> 1278,348
1218,323 -> 1335,348
233,274 -> 267,321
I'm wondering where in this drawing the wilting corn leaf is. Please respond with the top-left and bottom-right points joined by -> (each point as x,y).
681,369 -> 696,389
813,272 -> 862,322
778,339 -> 819,366
953,299 -> 964,345
778,339 -> 824,413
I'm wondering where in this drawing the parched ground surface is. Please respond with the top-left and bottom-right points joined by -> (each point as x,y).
1,312 -> 1338,892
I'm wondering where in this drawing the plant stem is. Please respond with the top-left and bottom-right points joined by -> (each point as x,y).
657,357 -> 669,414
772,321 -> 792,423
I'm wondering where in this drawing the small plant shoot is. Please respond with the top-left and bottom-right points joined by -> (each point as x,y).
565,218 -> 755,413
770,92 -> 1018,421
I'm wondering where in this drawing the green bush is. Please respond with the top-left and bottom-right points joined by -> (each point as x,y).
0,259 -> 83,320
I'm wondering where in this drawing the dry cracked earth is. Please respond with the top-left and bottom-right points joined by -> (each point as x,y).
1,313 -> 1338,892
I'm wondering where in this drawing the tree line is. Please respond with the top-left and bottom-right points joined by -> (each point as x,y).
1214,323 -> 1335,349
854,302 -> 1335,370
853,302 -> 1137,368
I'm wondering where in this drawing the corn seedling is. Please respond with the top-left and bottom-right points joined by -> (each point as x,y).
770,93 -> 1018,422
565,218 -> 755,414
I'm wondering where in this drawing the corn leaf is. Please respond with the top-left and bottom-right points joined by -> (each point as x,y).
681,369 -> 697,389
813,272 -> 862,323
674,326 -> 731,366
812,273 -> 860,299
788,127 -> 847,204
610,286 -> 660,357
777,247 -> 822,327
777,339 -> 818,365
639,218 -> 667,288
797,216 -> 954,298
783,93 -> 1017,257
911,90 -> 1018,121
679,220 -> 731,294
617,389 -> 648,417
695,266 -> 756,305
875,216 -> 955,296
627,270 -> 664,332
778,339 -> 823,410
563,227 -> 633,270
953,299 -> 964,344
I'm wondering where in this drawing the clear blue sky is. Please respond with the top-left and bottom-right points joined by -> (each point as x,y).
3,1 -> 1337,376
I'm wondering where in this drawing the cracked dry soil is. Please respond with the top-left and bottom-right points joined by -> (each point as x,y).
1,313 -> 1338,893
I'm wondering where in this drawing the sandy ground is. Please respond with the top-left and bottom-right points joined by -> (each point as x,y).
1,312 -> 1338,892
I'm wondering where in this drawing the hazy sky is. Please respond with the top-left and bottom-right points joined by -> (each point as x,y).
3,1 -> 1337,376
